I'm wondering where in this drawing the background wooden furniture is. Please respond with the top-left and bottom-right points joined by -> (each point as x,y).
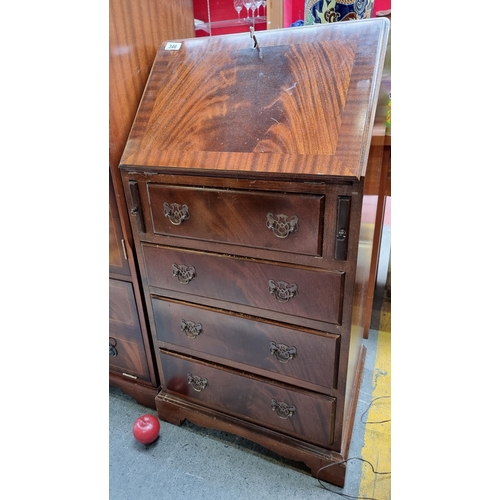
120,19 -> 389,486
364,132 -> 390,336
363,9 -> 391,337
109,0 -> 195,408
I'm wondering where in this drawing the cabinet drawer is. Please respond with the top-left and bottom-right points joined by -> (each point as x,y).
108,334 -> 150,381
161,351 -> 336,448
152,297 -> 339,393
147,184 -> 324,256
143,244 -> 344,326
109,279 -> 150,381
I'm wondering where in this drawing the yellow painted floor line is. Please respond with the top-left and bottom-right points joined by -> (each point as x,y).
358,316 -> 391,499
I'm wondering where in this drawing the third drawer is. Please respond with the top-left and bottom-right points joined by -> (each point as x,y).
152,296 -> 340,394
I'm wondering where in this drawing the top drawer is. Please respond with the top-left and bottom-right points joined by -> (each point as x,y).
146,184 -> 324,257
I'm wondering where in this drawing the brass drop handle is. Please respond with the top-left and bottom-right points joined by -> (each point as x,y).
109,337 -> 118,357
266,213 -> 298,239
271,399 -> 296,419
270,342 -> 297,363
187,373 -> 208,392
181,319 -> 203,339
268,280 -> 298,303
164,202 -> 190,225
172,263 -> 196,284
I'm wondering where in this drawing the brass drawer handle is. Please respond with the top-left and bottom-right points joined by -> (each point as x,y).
266,213 -> 298,239
164,202 -> 190,225
172,263 -> 196,284
181,319 -> 203,339
109,337 -> 118,357
271,399 -> 296,419
187,373 -> 208,392
268,280 -> 298,303
270,342 -> 297,363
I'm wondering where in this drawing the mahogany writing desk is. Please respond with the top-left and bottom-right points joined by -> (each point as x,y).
120,19 -> 389,486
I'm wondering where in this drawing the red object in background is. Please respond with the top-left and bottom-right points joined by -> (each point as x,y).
373,0 -> 391,15
193,0 -> 266,37
284,0 -> 304,27
294,0 -> 391,25
167,375 -> 189,395
132,414 -> 161,445
194,0 -> 391,37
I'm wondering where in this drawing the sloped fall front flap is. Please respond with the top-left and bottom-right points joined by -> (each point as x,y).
121,18 -> 389,181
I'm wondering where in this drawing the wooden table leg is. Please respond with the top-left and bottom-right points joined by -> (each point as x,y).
363,140 -> 391,339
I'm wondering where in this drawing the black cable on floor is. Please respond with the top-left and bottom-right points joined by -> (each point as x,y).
360,395 -> 391,424
315,396 -> 391,499
316,458 -> 391,499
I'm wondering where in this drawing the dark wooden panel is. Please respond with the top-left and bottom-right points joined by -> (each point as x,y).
143,244 -> 345,325
160,351 -> 336,448
334,196 -> 351,261
147,184 -> 324,256
128,180 -> 145,233
152,297 -> 340,394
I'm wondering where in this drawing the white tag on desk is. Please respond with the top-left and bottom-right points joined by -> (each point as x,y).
165,42 -> 182,51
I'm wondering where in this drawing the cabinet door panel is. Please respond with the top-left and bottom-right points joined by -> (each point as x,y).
109,175 -> 130,275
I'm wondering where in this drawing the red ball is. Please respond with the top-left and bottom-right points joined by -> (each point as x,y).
132,414 -> 160,445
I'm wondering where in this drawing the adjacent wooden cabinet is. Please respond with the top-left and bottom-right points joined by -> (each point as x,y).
109,0 -> 195,408
120,19 -> 389,486
109,171 -> 158,406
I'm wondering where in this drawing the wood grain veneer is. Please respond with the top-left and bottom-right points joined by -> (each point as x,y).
121,21 -> 388,181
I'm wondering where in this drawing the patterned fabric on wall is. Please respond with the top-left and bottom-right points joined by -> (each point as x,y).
304,0 -> 374,24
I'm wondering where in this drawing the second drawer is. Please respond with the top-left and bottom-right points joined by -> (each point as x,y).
143,243 -> 345,326
152,297 -> 340,394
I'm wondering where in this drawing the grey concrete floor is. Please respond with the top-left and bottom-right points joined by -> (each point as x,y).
109,327 -> 383,500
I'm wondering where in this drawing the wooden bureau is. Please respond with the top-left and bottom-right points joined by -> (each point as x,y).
120,19 -> 389,487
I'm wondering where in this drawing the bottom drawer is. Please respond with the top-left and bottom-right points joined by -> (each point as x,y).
160,351 -> 336,448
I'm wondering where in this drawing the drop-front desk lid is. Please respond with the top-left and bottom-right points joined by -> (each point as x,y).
120,18 -> 389,181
